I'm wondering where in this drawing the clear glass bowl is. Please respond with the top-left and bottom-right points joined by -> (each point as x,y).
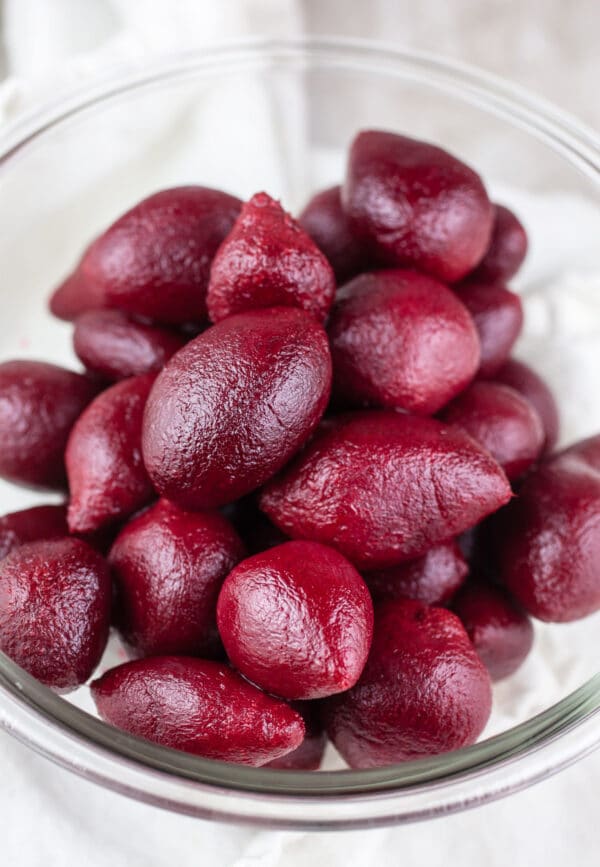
0,37 -> 599,830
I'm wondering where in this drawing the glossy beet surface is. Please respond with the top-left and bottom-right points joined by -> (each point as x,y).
217,541 -> 373,700
470,204 -> 528,284
0,361 -> 98,490
440,381 -> 545,480
0,505 -> 69,560
260,412 -> 511,569
143,307 -> 332,509
110,500 -> 246,658
455,282 -> 523,378
495,435 -> 600,622
66,373 -> 156,534
452,581 -> 534,680
364,541 -> 468,606
323,599 -> 492,767
298,185 -> 369,284
0,538 -> 111,691
342,131 -> 493,283
268,701 -> 326,770
73,310 -> 185,381
328,269 -> 480,414
207,192 -> 336,323
493,358 -> 560,452
50,187 -> 242,324
91,656 -> 305,766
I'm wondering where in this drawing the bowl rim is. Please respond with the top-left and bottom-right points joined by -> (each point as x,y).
0,35 -> 599,830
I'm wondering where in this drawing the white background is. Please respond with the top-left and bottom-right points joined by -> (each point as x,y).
1,2 -> 599,865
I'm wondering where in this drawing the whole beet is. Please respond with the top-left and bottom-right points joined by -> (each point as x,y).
440,381 -> 545,480
73,310 -> 185,381
494,435 -> 600,621
493,358 -> 560,452
260,412 -> 511,569
299,185 -> 370,284
217,541 -> 374,700
0,538 -> 111,691
455,282 -> 523,378
469,204 -> 528,284
267,701 -> 326,770
110,500 -> 246,658
0,504 -> 69,559
207,192 -> 336,323
452,580 -> 534,680
66,373 -> 156,534
0,361 -> 98,490
50,186 -> 242,324
328,269 -> 480,414
363,541 -> 468,606
91,656 -> 305,766
143,307 -> 332,509
342,131 -> 493,283
323,598 -> 492,767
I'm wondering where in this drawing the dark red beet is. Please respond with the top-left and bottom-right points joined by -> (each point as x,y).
452,581 -> 534,680
494,435 -> 600,622
323,598 -> 492,767
493,358 -> 560,452
50,187 -> 242,324
224,498 -> 289,555
440,381 -> 545,480
207,192 -> 336,324
0,538 -> 111,691
342,131 -> 493,283
364,541 -> 468,606
0,505 -> 69,559
260,412 -> 511,569
298,185 -> 369,284
143,307 -> 332,509
217,541 -> 373,700
73,310 -> 185,381
469,204 -> 528,284
110,500 -> 245,658
268,701 -> 326,770
66,373 -> 156,534
0,361 -> 98,490
328,269 -> 480,414
91,656 -> 304,766
455,282 -> 523,378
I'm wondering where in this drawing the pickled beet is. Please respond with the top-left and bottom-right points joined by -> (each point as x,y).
323,598 -> 492,767
50,187 -> 242,324
260,412 -> 511,569
0,505 -> 69,559
267,702 -> 326,770
0,538 -> 111,691
342,131 -> 493,282
217,541 -> 373,700
363,541 -> 468,606
299,185 -> 369,284
110,500 -> 245,658
493,358 -> 560,452
328,269 -> 480,414
143,307 -> 332,509
440,381 -> 545,480
73,310 -> 185,381
470,204 -> 528,284
494,435 -> 600,621
0,361 -> 98,490
66,373 -> 156,534
455,282 -> 523,377
452,581 -> 534,680
91,656 -> 305,766
207,192 -> 336,323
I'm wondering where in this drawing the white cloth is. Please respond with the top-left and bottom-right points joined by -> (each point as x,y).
1,2 -> 599,865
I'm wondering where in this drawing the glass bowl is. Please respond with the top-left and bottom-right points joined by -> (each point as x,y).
0,37 -> 599,830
